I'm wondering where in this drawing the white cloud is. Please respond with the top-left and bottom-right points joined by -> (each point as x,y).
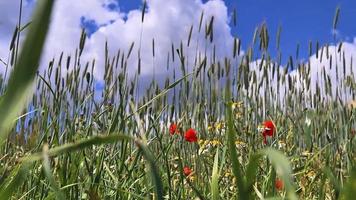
291,41 -> 356,102
82,0 -> 235,80
43,0 -> 121,67
246,40 -> 356,108
0,0 -> 235,82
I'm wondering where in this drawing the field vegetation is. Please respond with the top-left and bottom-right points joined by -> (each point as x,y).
0,1 -> 355,199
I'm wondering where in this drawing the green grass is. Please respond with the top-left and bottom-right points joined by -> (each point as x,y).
0,1 -> 355,200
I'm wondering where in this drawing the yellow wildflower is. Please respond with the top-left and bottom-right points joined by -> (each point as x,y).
232,101 -> 243,110
235,140 -> 247,149
235,112 -> 243,119
301,150 -> 313,157
215,121 -> 225,130
208,125 -> 214,131
198,139 -> 205,146
306,170 -> 316,179
278,140 -> 286,148
210,140 -> 221,147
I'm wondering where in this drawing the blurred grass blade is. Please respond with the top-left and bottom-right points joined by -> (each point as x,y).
261,148 -> 298,200
341,168 -> 356,200
21,134 -> 132,162
225,79 -> 246,199
42,144 -> 66,200
0,163 -> 30,199
245,153 -> 263,193
0,0 -> 55,144
211,148 -> 219,200
324,167 -> 340,199
135,140 -> 164,200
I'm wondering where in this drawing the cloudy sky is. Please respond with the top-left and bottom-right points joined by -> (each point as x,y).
0,0 -> 356,86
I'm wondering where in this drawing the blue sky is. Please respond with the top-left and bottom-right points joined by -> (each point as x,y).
110,0 -> 356,62
226,0 -> 356,60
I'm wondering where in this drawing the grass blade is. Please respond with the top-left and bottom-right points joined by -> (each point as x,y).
0,0 -> 55,144
211,148 -> 220,200
135,140 -> 164,200
21,134 -> 132,162
225,79 -> 246,199
261,148 -> 298,200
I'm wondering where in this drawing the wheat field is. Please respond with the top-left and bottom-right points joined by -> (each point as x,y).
0,1 -> 355,200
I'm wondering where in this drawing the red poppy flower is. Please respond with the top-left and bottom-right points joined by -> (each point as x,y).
262,120 -> 275,144
183,166 -> 192,176
184,128 -> 198,142
275,178 -> 284,190
169,123 -> 178,135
